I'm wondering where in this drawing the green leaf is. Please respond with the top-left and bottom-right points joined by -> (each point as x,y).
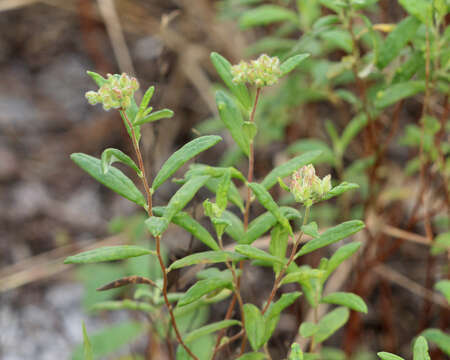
398,0 -> 432,25
216,169 -> 232,210
134,109 -> 174,126
101,148 -> 140,175
71,153 -> 146,207
375,81 -> 426,109
90,300 -> 154,313
281,54 -> 310,75
64,246 -> 155,264
421,328 -> 450,356
205,176 -> 245,211
261,150 -> 322,189
377,352 -> 405,360
392,51 -> 425,84
434,280 -> 450,303
323,182 -> 360,200
413,336 -> 430,360
302,222 -> 320,239
289,343 -> 304,360
296,220 -> 365,257
300,322 -> 319,337
325,242 -> 361,279
153,207 -> 219,250
87,70 -> 107,86
236,353 -> 267,360
178,277 -> 232,307
320,29 -> 353,53
321,292 -> 368,313
82,322 -> 93,360
314,307 -> 349,343
135,85 -> 154,123
270,225 -> 289,274
152,135 -> 221,191
216,90 -> 249,156
235,244 -> 285,265
239,5 -> 298,29
210,52 -> 252,110
281,267 -> 324,286
377,16 -> 421,69
184,320 -> 241,344
340,114 -> 368,152
163,176 -> 210,222
287,140 -> 335,166
313,15 -> 340,30
223,210 -> 245,242
145,216 -> 169,237
248,182 -> 292,234
169,251 -> 246,270
72,322 -> 145,360
243,304 -> 266,351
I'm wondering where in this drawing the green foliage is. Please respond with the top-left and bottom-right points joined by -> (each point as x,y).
64,246 -> 155,264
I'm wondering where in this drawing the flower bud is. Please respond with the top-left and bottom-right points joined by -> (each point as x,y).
231,54 -> 282,88
290,164 -> 332,207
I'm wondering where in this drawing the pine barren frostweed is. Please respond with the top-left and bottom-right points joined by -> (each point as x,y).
290,164 -> 331,207
231,54 -> 282,87
85,73 -> 139,111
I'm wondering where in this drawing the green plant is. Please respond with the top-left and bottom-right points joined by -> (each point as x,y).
65,49 -> 369,360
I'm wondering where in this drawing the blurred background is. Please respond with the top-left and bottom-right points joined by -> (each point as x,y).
0,1 -> 448,359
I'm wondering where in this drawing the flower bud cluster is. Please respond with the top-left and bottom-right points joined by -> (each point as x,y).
85,73 -> 139,111
231,54 -> 282,87
290,164 -> 331,207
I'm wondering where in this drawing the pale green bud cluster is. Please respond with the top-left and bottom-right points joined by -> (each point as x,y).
85,73 -> 139,111
231,54 -> 282,87
290,164 -> 331,207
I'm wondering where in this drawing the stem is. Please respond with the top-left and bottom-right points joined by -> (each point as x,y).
120,110 -> 153,215
120,109 -> 198,360
261,207 -> 310,315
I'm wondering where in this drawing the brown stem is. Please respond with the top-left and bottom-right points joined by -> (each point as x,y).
120,109 -> 197,359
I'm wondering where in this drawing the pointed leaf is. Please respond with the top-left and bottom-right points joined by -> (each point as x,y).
434,280 -> 450,303
216,90 -> 249,156
135,85 -> 155,123
296,220 -> 365,258
184,320 -> 241,344
261,150 -> 322,190
281,54 -> 310,75
210,52 -> 252,109
71,153 -> 146,207
413,336 -> 430,360
178,277 -> 232,307
270,225 -> 289,274
375,81 -> 425,109
87,71 -> 107,86
325,242 -> 361,279
321,292 -> 367,313
235,244 -> 285,265
314,307 -> 349,343
145,216 -> 169,237
90,300 -> 154,313
323,182 -> 360,200
377,16 -> 421,69
300,322 -> 319,338
163,176 -> 210,222
82,322 -> 93,360
248,182 -> 292,234
169,251 -> 246,270
377,352 -> 405,360
101,148 -> 140,175
152,135 -> 222,191
244,304 -> 266,351
302,222 -> 320,239
223,210 -> 245,242
239,5 -> 298,29
64,246 -> 155,264
134,109 -> 174,126
340,114 -> 368,152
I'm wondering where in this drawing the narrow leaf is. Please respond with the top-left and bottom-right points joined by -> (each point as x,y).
413,336 -> 430,360
243,304 -> 266,351
375,81 -> 425,109
377,352 -> 405,360
223,210 -> 245,243
64,246 -> 155,264
323,182 -> 360,200
325,242 -> 361,279
101,148 -> 140,175
184,320 -> 241,344
152,135 -> 222,191
280,54 -> 310,75
235,245 -> 285,265
216,90 -> 249,156
239,5 -> 298,29
314,307 -> 349,343
321,292 -> 368,313
434,280 -> 450,303
210,52 -> 252,110
82,322 -> 93,360
163,175 -> 210,222
421,329 -> 450,356
134,109 -> 174,126
87,71 -> 107,86
135,85 -> 155,123
145,216 -> 169,237
178,277 -> 232,307
302,222 -> 320,239
71,153 -> 146,207
296,220 -> 365,257
377,16 -> 421,69
169,251 -> 246,270
300,322 -> 318,337
261,150 -> 322,190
